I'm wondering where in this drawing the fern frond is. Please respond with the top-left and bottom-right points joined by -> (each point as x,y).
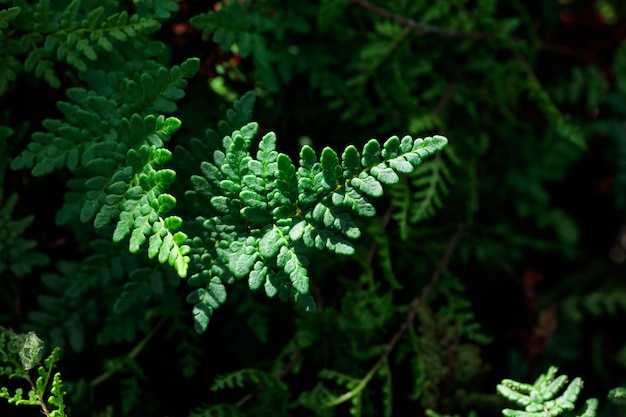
0,6 -> 20,36
436,274 -> 492,344
190,2 -> 310,91
218,91 -> 256,138
0,53 -> 21,96
379,358 -> 393,417
211,368 -> 286,392
11,59 -> 198,277
0,386 -> 39,406
411,273 -> 490,409
561,285 -> 626,323
113,268 -> 166,314
186,276 -> 227,333
313,369 -> 365,416
549,65 -> 608,110
107,144 -> 190,276
608,387 -> 626,409
177,92 -> 257,203
48,372 -> 67,417
23,43 -> 61,88
134,0 -> 179,19
318,0 -> 348,31
0,330 -> 67,416
2,0 -> 163,89
27,240 -> 164,352
0,191 -> 49,276
123,58 -> 200,114
186,118 -> 447,331
390,146 -> 456,240
11,56 -> 198,175
11,118 -> 95,176
167,314 -> 204,378
188,403 -> 242,417
120,373 -> 143,415
497,367 -> 597,417
93,10 -> 160,48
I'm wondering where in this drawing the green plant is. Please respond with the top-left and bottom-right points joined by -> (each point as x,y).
0,327 -> 66,417
497,367 -> 598,417
3,0 -> 626,416
182,111 -> 446,331
0,190 -> 48,278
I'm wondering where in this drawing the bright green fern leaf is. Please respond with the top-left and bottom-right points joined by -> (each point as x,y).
186,115 -> 447,331
110,145 -> 190,276
497,367 -> 598,417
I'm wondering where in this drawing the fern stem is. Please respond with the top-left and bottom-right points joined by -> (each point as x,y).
24,372 -> 52,417
431,70 -> 461,119
360,26 -> 412,85
326,224 -> 465,409
233,349 -> 302,408
376,223 -> 464,364
365,202 -> 395,267
349,0 -> 501,41
349,0 -> 588,59
90,318 -> 166,387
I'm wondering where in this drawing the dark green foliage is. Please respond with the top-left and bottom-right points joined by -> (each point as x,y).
10,56 -> 199,277
3,0 -> 626,416
390,146 -> 459,239
0,191 -> 48,276
190,1 -> 311,92
0,0 -> 170,94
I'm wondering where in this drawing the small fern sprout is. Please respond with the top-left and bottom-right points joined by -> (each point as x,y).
497,367 -> 599,417
0,327 -> 67,417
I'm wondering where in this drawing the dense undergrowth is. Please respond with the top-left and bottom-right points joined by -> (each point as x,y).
2,0 -> 626,416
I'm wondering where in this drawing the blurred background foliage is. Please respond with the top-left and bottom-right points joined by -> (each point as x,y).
3,0 -> 626,415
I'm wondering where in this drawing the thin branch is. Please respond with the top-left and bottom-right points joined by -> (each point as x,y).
235,385 -> 262,408
234,349 -> 303,408
90,317 -> 166,387
349,0 -> 591,59
431,69 -> 462,120
24,372 -> 52,417
230,225 -> 465,410
349,0 -> 497,41
365,202 -> 395,266
380,223 -> 464,363
365,72 -> 459,278
360,26 -> 412,85
324,224 -> 465,407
